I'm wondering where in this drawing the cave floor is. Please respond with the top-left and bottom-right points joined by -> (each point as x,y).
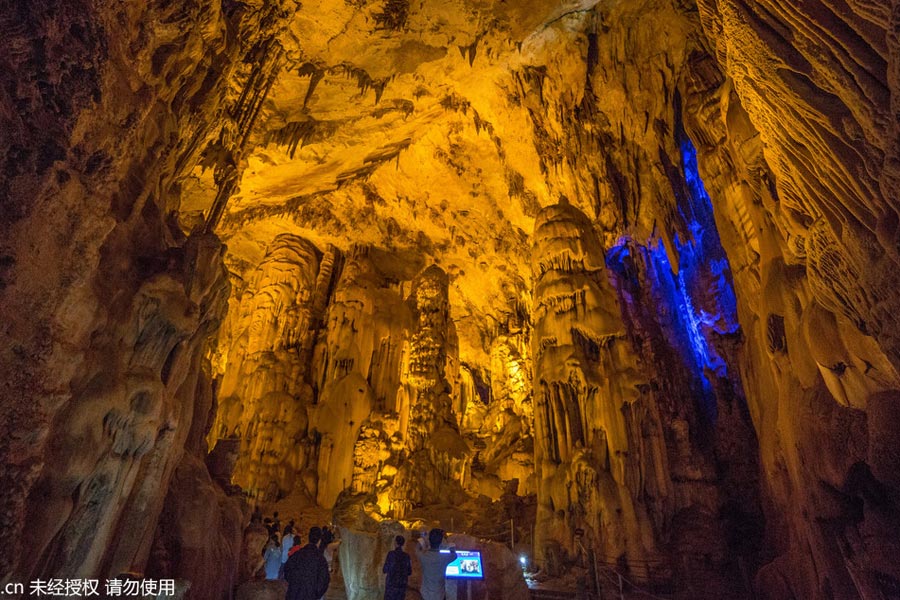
324,564 -> 347,599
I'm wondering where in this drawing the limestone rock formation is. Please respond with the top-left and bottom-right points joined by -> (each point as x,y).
531,199 -> 659,576
4,0 -> 900,599
147,454 -> 245,600
0,0 -> 294,587
214,237 -> 478,516
212,233 -> 323,501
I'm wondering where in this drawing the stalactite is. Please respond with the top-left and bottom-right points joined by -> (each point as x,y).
373,0 -> 410,32
267,118 -> 342,159
204,42 -> 285,234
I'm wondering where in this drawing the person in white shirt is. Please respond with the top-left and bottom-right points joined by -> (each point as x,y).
263,533 -> 282,580
281,525 -> 295,575
415,529 -> 457,600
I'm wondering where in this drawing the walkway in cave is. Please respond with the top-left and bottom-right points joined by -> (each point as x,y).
323,565 -> 347,600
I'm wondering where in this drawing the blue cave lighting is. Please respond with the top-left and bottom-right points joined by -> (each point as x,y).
675,135 -> 739,339
668,136 -> 741,417
606,136 -> 740,422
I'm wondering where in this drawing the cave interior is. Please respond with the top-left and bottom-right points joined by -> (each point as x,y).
3,0 -> 900,599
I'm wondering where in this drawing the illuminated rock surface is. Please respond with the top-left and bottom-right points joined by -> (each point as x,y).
2,0 -> 900,599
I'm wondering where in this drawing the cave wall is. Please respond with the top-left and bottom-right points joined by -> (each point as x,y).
0,0 -> 296,586
687,2 -> 900,597
529,194 -> 761,594
514,4 -> 761,592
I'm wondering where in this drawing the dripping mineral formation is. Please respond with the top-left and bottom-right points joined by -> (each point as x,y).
2,1 -> 899,599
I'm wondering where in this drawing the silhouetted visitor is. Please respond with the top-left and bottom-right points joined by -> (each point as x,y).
284,527 -> 330,600
318,527 -> 333,551
382,535 -> 412,600
263,533 -> 282,580
415,529 -> 456,600
273,512 -> 281,532
264,518 -> 275,535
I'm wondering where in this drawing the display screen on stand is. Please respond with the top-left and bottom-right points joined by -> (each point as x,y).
441,550 -> 485,579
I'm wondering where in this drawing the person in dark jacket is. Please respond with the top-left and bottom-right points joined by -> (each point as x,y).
382,535 -> 411,600
284,527 -> 330,600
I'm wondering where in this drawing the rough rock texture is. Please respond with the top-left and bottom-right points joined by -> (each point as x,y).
0,0 -> 295,588
4,0 -> 900,599
685,2 -> 900,596
211,238 -> 493,516
337,524 -> 404,600
530,199 -> 659,575
211,233 -> 323,501
147,454 -> 245,600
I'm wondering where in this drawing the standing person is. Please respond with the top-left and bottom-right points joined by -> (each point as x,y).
288,536 -> 303,559
323,530 -> 340,574
318,527 -> 333,552
280,525 -> 295,578
319,526 -> 338,573
415,529 -> 456,600
284,527 -> 330,600
263,533 -> 282,580
273,511 -> 281,533
382,535 -> 412,600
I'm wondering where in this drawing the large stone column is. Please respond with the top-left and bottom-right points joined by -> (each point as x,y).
213,234 -> 321,502
531,199 -> 660,576
312,246 -> 411,507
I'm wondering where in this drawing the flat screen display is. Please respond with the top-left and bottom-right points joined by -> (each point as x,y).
441,549 -> 484,579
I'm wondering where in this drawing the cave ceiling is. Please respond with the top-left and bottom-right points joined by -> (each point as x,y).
179,0 -> 696,367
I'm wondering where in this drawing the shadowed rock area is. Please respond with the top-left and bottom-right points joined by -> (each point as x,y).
2,0 -> 900,599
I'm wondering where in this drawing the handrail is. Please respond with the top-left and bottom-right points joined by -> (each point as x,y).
595,564 -> 671,600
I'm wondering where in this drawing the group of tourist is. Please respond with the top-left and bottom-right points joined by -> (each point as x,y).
255,509 -> 338,600
254,508 -> 458,600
